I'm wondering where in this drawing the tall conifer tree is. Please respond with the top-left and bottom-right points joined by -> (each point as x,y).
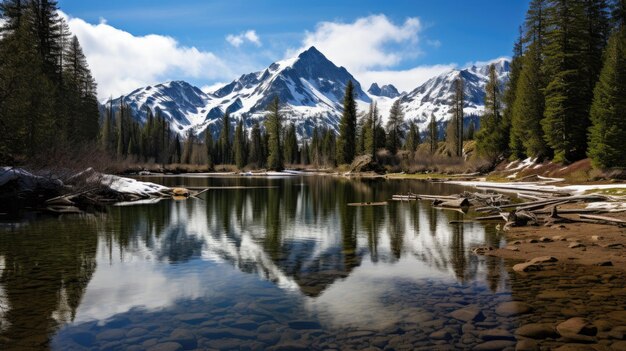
265,97 -> 283,170
336,80 -> 357,164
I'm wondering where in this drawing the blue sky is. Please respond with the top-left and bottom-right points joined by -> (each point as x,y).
58,0 -> 529,98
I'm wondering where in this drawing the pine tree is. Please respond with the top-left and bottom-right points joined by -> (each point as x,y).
0,7 -> 55,160
0,0 -> 26,33
336,80 -> 357,164
322,127 -> 336,166
204,130 -> 214,169
311,125 -> 321,166
587,26 -> 626,168
466,121 -> 475,140
404,121 -> 419,152
512,42 -> 550,158
265,96 -> 283,170
283,123 -> 297,164
248,122 -> 263,168
218,112 -> 231,164
446,76 -> 464,157
172,135 -> 181,164
363,102 -> 379,158
542,0 -> 609,162
507,28 -> 526,159
355,112 -> 366,156
63,35 -> 99,143
429,115 -> 438,154
301,141 -> 310,165
234,119 -> 246,169
476,64 -> 507,161
386,99 -> 405,154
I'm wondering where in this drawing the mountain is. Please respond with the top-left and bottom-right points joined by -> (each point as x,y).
368,83 -> 401,98
107,81 -> 211,133
392,58 -> 510,131
104,49 -> 510,139
105,46 -> 370,139
202,46 -> 371,138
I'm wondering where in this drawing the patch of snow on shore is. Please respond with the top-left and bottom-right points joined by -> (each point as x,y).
102,175 -> 170,197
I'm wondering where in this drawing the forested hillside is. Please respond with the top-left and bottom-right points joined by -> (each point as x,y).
475,0 -> 626,168
0,0 -> 99,164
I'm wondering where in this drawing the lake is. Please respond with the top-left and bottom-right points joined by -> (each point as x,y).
0,175 -> 624,350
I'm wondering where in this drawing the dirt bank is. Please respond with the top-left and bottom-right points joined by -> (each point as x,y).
483,209 -> 626,270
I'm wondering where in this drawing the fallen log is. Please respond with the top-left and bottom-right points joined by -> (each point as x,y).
434,198 -> 470,208
475,214 -> 505,221
475,195 -> 607,212
579,214 -> 626,226
416,194 -> 458,200
516,199 -> 571,212
348,202 -> 388,207
392,194 -> 418,200
532,208 -> 601,214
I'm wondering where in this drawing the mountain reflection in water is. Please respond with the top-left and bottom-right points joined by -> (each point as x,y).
0,176 -> 509,349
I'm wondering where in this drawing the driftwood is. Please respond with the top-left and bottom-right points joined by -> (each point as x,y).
416,194 -> 458,200
434,198 -> 470,208
392,194 -> 418,200
476,195 -> 607,213
475,214 -> 505,221
579,214 -> 626,226
348,202 -> 388,207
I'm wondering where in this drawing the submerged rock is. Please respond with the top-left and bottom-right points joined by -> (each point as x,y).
449,306 -> 485,323
495,301 -> 533,317
515,323 -> 558,339
473,340 -> 516,350
513,262 -> 542,272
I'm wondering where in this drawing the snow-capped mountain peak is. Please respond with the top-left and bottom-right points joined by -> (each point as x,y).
103,49 -> 510,140
368,83 -> 401,99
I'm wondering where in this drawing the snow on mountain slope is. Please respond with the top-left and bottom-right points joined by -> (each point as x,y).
106,81 -> 211,133
392,57 -> 510,131
199,46 -> 371,139
103,49 -> 509,140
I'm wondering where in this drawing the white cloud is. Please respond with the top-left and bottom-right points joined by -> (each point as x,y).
288,14 -> 454,93
226,30 -> 261,47
357,64 -> 456,93
63,13 -> 236,99
291,14 -> 422,72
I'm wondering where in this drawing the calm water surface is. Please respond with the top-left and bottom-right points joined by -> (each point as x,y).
0,176 -> 624,350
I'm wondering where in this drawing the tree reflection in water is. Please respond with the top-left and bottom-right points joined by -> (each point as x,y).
0,176 -> 505,349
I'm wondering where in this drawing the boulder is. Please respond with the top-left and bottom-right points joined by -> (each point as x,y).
348,154 -> 384,173
172,188 -> 190,197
